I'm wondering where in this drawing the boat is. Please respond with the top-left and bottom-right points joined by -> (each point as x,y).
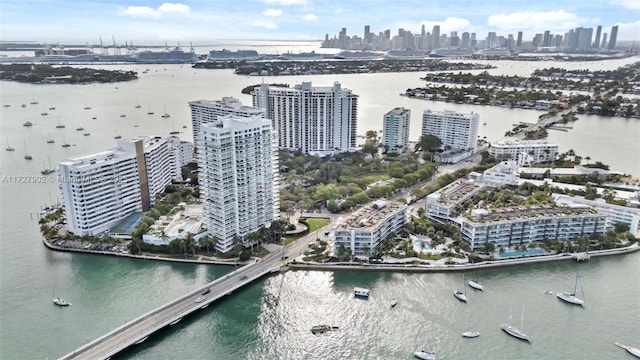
76,127 -> 84,131
120,114 -> 126,118
391,299 -> 398,308
161,105 -> 170,118
310,324 -> 339,334
483,122 -> 487,125
83,101 -> 91,110
56,120 -> 65,129
135,103 -> 142,109
92,116 -> 97,120
615,342 -> 640,358
354,287 -> 370,298
21,104 -> 27,108
556,272 -> 585,306
52,297 -> 71,306
462,311 -> 480,338
206,49 -> 262,62
182,125 -> 187,129
62,143 -> 71,148
30,99 -> 39,105
6,137 -> 15,151
41,111 -> 48,116
46,134 -> 55,143
454,290 -> 468,302
83,132 -> 91,136
454,275 -> 468,302
501,305 -> 529,342
468,279 -> 484,291
24,141 -> 32,160
49,107 -> 55,110
413,349 -> 436,360
114,135 -> 122,139
147,106 -> 154,115
23,121 -> 33,127
130,45 -> 197,64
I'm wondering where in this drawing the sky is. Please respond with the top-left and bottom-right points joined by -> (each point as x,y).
1,0 -> 638,44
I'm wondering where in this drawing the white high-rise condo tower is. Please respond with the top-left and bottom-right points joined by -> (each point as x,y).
421,109 -> 479,152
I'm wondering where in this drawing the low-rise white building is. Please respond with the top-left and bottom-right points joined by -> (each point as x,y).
59,136 -> 180,236
553,194 -> 640,235
460,206 -> 607,250
490,138 -> 558,165
426,179 -> 484,224
333,200 -> 408,258
479,161 -> 520,187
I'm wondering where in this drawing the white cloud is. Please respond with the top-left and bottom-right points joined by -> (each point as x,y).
302,13 -> 317,21
263,0 -> 307,5
119,3 -> 190,19
157,3 -> 191,14
487,10 -> 589,32
250,19 -> 278,29
611,0 -> 640,10
263,9 -> 283,17
616,20 -> 640,40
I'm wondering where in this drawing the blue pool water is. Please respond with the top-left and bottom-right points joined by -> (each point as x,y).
413,239 -> 432,253
500,248 -> 547,258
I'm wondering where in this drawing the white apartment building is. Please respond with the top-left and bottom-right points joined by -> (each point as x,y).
553,194 -> 640,235
490,138 -> 559,165
59,136 -> 179,236
426,179 -> 484,224
333,200 -> 408,258
383,107 -> 411,153
251,81 -> 358,157
167,136 -> 195,177
480,161 -> 520,187
200,115 -> 279,253
460,206 -> 607,251
421,109 -> 479,151
188,97 -> 264,150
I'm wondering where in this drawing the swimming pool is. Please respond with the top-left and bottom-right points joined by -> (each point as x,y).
413,239 -> 432,253
499,248 -> 547,258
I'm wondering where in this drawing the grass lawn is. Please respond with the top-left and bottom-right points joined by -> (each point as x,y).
305,218 -> 330,232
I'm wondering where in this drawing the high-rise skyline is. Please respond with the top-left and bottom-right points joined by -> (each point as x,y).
608,25 -> 619,50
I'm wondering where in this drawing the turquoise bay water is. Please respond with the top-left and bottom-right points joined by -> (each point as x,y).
1,56 -> 639,360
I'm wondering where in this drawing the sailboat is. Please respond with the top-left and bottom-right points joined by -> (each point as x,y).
615,342 -> 640,358
161,105 -> 171,118
468,279 -> 484,291
169,119 -> 179,135
83,101 -> 91,110
413,349 -> 436,360
5,138 -> 15,151
56,119 -> 65,129
454,274 -> 468,302
52,287 -> 71,306
556,272 -> 585,306
24,141 -> 32,160
147,106 -> 154,115
462,311 -> 480,338
61,137 -> 71,148
501,305 -> 529,342
47,133 -> 55,143
135,101 -> 142,109
41,155 -> 56,175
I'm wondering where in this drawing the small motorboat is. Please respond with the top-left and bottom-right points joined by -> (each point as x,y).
23,121 -> 33,127
391,299 -> 398,308
311,324 -> 338,335
462,331 -> 480,338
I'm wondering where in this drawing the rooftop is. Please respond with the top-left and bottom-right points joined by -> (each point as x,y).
466,205 -> 602,225
336,200 -> 407,231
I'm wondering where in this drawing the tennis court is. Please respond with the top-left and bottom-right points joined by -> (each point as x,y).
110,212 -> 143,234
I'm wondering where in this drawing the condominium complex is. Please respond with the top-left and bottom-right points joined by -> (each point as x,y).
167,135 -> 195,171
188,97 -> 264,150
426,179 -> 607,250
460,206 -> 606,250
421,109 -> 479,152
383,107 -> 410,153
333,200 -> 408,258
490,138 -> 559,165
251,81 -> 358,157
59,136 -> 179,236
553,194 -> 640,235
199,115 -> 279,253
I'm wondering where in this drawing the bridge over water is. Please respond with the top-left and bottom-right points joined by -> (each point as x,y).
58,255 -> 284,360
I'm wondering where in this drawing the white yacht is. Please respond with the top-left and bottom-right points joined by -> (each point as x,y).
501,305 -> 529,342
556,272 -> 585,306
468,279 -> 484,291
413,349 -> 436,360
615,342 -> 640,358
462,331 -> 480,338
354,287 -> 370,298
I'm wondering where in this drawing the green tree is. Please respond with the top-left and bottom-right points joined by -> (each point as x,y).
415,134 -> 442,152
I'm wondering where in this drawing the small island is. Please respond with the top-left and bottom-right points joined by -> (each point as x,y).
0,64 -> 138,84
